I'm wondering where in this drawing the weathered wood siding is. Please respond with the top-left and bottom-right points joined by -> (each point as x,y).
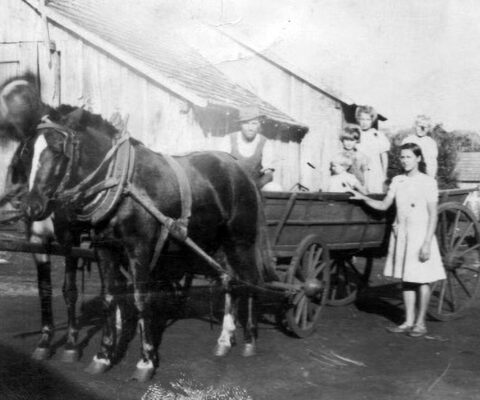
0,0 -> 206,156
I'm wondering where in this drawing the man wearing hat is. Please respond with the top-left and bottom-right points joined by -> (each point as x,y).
221,105 -> 279,189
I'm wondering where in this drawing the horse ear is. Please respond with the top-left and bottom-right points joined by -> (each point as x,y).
66,107 -> 86,129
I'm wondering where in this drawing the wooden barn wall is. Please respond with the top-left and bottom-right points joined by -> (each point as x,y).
1,0 -> 206,156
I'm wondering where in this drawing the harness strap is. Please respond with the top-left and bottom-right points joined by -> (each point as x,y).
57,135 -> 130,202
162,154 -> 192,228
125,184 -> 226,277
148,225 -> 169,271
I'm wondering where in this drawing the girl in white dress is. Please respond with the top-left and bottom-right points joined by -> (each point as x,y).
350,142 -> 446,337
355,105 -> 391,193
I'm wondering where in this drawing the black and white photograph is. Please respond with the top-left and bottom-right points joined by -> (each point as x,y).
1,1 -> 480,399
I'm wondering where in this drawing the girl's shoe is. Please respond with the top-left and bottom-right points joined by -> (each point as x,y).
385,323 -> 413,334
408,325 -> 427,337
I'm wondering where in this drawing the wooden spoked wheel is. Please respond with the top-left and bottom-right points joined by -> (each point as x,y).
284,235 -> 330,337
328,256 -> 371,306
429,202 -> 480,321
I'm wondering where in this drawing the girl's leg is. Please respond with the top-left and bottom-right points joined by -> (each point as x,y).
402,282 -> 417,326
414,283 -> 431,328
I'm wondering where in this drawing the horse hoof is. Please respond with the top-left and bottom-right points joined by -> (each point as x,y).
242,343 -> 256,357
32,347 -> 50,361
61,349 -> 80,363
213,344 -> 231,357
131,360 -> 155,382
84,357 -> 111,375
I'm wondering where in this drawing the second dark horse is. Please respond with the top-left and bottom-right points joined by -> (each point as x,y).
24,107 -> 262,380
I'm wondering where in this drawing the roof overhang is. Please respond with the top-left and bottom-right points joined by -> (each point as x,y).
23,0 -> 208,107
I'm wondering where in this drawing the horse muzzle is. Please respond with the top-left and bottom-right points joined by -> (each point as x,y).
23,193 -> 51,221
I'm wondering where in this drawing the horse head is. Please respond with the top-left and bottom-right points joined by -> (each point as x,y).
0,74 -> 49,198
0,73 -> 45,140
25,107 -> 119,220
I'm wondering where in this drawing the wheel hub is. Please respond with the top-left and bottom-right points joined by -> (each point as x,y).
304,278 -> 323,298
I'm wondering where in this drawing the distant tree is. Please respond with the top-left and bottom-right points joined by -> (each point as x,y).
387,124 -> 458,189
452,130 -> 480,152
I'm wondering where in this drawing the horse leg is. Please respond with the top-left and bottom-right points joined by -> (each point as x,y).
85,247 -> 121,374
239,288 -> 257,357
214,274 -> 237,357
130,251 -> 157,382
30,223 -> 54,361
60,254 -> 80,362
224,243 -> 259,357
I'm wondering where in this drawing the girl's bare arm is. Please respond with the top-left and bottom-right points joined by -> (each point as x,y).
349,189 -> 394,211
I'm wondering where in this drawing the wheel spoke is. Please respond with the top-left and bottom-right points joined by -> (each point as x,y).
437,280 -> 447,314
455,243 -> 480,259
452,270 -> 472,298
295,295 -> 306,324
307,246 -> 315,275
312,247 -> 323,272
453,222 -> 473,253
447,274 -> 456,311
301,300 -> 308,329
345,259 -> 361,277
440,211 -> 448,250
314,261 -> 328,277
449,210 -> 461,249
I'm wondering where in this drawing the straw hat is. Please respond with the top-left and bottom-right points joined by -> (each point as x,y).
238,105 -> 265,122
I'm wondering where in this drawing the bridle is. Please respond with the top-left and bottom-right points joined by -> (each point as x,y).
33,116 -> 131,213
35,116 -> 80,197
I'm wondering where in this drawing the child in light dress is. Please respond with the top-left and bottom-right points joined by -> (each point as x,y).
355,105 -> 390,193
401,115 -> 438,177
349,142 -> 445,337
327,154 -> 366,193
340,125 -> 369,188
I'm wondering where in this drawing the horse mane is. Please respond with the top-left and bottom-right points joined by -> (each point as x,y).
61,107 -> 119,139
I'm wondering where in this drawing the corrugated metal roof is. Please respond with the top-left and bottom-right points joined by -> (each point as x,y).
41,0 -> 307,130
456,152 -> 480,182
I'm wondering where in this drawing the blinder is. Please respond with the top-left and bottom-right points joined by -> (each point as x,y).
36,117 -> 78,159
32,116 -> 80,200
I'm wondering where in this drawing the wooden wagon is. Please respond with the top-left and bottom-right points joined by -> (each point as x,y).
261,188 -> 480,337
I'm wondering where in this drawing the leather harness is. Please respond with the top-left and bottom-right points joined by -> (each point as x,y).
35,119 -> 194,271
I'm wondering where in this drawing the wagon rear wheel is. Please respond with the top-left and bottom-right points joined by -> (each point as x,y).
328,256 -> 372,306
429,202 -> 480,321
284,235 -> 330,337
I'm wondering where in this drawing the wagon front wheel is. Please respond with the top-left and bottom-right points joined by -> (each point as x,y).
284,235 -> 330,337
429,202 -> 480,321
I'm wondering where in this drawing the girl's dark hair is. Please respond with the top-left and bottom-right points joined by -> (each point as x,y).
400,142 -> 427,174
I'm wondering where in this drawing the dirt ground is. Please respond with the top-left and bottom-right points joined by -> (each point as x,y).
0,251 -> 480,400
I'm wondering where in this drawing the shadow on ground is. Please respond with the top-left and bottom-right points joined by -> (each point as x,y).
0,343 -> 108,400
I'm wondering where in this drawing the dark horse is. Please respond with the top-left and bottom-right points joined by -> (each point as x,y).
0,75 -> 101,362
24,106 -> 262,380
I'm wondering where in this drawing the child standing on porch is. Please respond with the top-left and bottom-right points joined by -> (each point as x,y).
355,105 -> 390,193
